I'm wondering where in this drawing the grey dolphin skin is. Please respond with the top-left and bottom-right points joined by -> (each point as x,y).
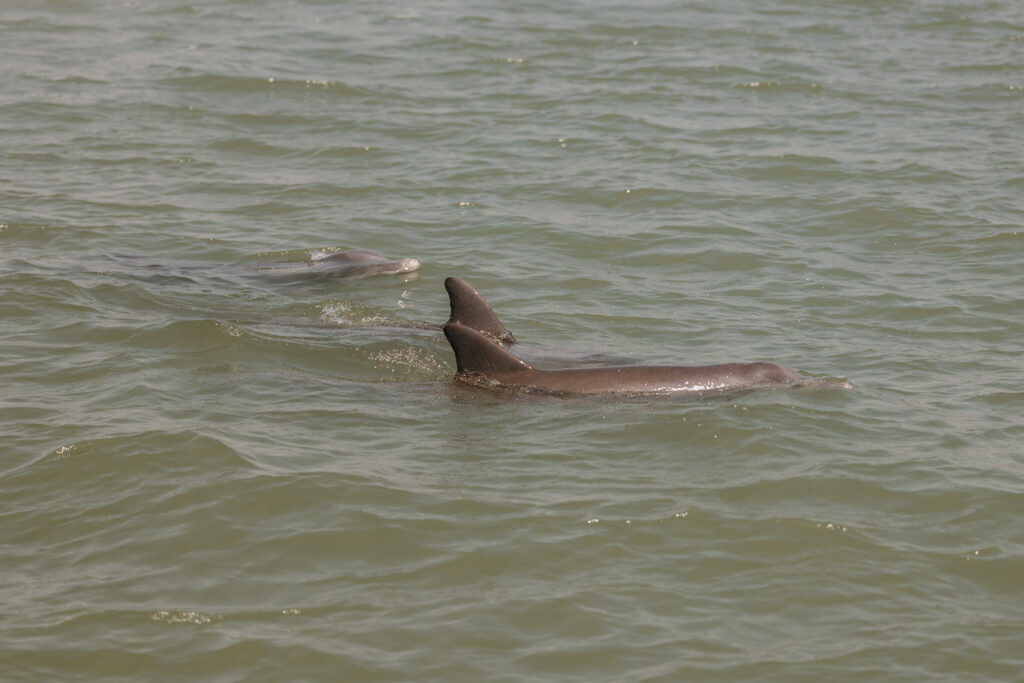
254,249 -> 420,280
442,277 -> 803,397
305,250 -> 420,277
444,276 -> 516,345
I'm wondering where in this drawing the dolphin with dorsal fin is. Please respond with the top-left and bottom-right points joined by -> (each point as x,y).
441,277 -> 805,397
444,276 -> 516,345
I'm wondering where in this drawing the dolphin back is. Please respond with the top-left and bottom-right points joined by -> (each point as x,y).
307,250 -> 420,276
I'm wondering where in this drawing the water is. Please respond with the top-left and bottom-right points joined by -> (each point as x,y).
3,0 -> 1023,680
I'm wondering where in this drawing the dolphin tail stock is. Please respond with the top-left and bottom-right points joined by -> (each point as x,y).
443,322 -> 533,377
443,277 -> 516,345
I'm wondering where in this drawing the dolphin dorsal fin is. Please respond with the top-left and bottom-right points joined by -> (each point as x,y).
444,277 -> 516,345
443,322 -> 533,376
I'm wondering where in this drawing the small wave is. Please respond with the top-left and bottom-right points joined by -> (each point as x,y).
44,430 -> 250,465
150,610 -> 219,626
160,71 -> 366,96
791,376 -> 854,390
128,318 -> 248,350
320,301 -> 390,326
368,346 -> 449,379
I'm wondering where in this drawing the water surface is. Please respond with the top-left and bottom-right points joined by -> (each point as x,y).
2,1 -> 1023,681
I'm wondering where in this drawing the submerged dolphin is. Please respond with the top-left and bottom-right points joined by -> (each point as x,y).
304,250 -> 420,277
256,250 -> 420,280
442,277 -> 804,397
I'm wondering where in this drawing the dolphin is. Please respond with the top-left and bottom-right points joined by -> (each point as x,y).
255,249 -> 420,280
442,277 -> 804,397
304,250 -> 420,277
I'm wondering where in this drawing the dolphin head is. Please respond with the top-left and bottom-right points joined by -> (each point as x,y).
391,257 -> 420,274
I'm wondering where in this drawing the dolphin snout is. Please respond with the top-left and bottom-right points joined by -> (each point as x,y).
397,258 -> 420,273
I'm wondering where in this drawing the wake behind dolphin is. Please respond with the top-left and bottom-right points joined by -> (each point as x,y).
441,276 -> 827,398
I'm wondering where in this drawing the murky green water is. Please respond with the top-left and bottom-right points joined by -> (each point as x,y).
3,1 -> 1023,680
